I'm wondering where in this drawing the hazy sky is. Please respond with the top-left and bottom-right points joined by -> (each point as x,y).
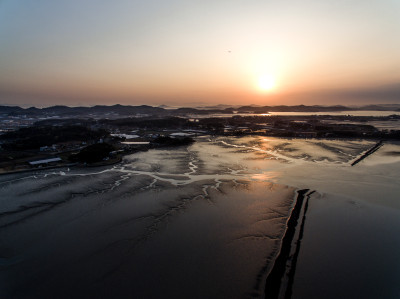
1,0 -> 400,107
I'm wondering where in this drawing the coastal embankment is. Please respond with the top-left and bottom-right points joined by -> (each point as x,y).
264,189 -> 314,298
351,140 -> 383,166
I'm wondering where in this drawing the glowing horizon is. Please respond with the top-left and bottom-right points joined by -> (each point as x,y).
1,0 -> 400,107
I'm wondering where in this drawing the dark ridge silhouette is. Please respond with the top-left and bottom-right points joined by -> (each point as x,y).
100,116 -> 189,128
2,104 -> 400,118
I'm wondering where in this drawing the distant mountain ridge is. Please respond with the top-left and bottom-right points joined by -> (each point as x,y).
0,104 -> 166,116
0,104 -> 399,117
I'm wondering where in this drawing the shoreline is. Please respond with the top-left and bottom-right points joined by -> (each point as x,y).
0,136 -> 394,176
0,157 -> 123,176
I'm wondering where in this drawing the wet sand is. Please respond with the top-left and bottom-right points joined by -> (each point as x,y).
278,140 -> 400,298
1,136 -> 399,298
0,142 -> 299,298
290,193 -> 400,298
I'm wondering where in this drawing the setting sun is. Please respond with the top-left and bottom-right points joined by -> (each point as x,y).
258,75 -> 276,92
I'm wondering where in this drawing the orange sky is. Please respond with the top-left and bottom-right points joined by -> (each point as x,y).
1,0 -> 400,107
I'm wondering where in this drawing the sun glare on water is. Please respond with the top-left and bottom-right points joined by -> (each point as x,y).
258,75 -> 276,92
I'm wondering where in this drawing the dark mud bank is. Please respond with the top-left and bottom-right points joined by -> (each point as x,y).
264,189 -> 314,299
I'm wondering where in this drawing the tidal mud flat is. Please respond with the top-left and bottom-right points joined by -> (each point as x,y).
0,174 -> 296,298
1,137 -> 400,298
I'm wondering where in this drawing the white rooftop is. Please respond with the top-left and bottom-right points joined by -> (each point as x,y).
29,157 -> 62,165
